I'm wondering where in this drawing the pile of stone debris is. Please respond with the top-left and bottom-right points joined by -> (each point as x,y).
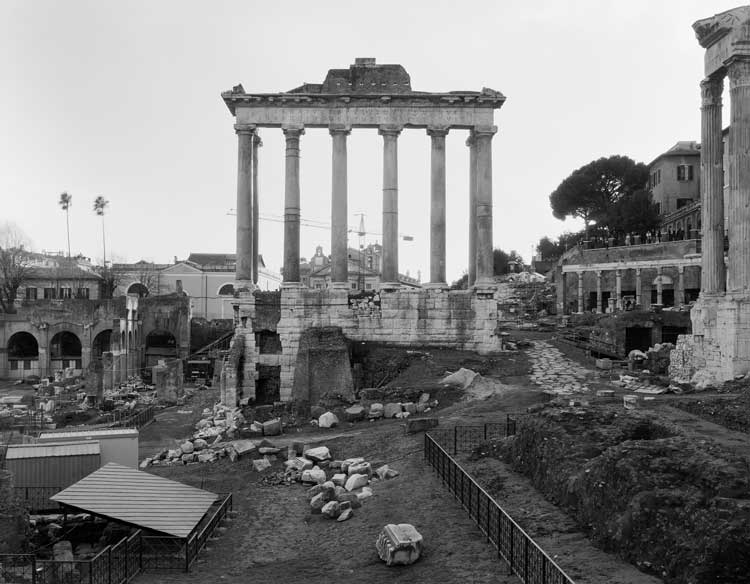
294,446 -> 399,522
310,392 -> 437,428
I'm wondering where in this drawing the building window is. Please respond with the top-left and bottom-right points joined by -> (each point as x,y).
9,360 -> 18,371
25,288 -> 37,300
218,283 -> 235,296
44,288 -> 56,299
365,283 -> 372,290
60,287 -> 72,299
315,284 -> 322,290
351,282 -> 357,289
77,287 -> 89,299
23,360 -> 31,370
677,165 -> 694,181
655,202 -> 661,215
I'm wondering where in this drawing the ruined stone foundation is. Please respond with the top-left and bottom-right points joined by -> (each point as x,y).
670,295 -> 750,385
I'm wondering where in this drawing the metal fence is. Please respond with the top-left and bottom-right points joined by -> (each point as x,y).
108,404 -> 155,429
0,493 -> 232,582
424,427 -> 576,584
427,418 -> 517,455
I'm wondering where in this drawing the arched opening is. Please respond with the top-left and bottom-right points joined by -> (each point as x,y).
145,329 -> 177,367
7,332 -> 39,377
127,282 -> 149,297
218,283 -> 235,296
92,329 -> 112,359
50,331 -> 82,370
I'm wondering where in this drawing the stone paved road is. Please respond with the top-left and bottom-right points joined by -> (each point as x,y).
527,340 -> 592,394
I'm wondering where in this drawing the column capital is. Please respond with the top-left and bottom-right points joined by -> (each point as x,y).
234,123 -> 257,136
472,125 -> 498,139
678,265 -> 685,274
635,268 -> 641,276
329,124 -> 352,136
616,269 -> 622,277
282,125 -> 305,137
727,56 -> 750,88
427,126 -> 450,138
701,76 -> 724,107
378,125 -> 403,137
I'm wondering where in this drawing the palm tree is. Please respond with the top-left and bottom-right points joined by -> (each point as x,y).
58,192 -> 72,257
93,196 -> 109,268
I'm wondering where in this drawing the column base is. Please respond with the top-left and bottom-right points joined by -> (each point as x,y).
235,280 -> 257,294
281,281 -> 304,290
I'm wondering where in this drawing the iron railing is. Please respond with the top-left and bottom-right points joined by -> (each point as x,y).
427,418 -> 518,455
13,487 -> 62,512
424,427 -> 576,584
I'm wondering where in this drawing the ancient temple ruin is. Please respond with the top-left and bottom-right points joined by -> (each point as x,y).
219,58 -> 506,406
671,7 -> 750,384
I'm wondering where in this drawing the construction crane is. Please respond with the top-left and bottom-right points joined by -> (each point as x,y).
226,209 -> 414,241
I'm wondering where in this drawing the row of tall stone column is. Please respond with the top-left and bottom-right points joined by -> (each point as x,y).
234,124 -> 498,289
700,56 -> 750,296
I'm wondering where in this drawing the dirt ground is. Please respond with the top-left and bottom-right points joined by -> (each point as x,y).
135,336 -> 667,584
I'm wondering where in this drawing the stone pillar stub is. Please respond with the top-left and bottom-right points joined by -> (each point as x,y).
330,125 -> 351,287
283,125 -> 304,283
700,76 -> 726,296
577,272 -> 584,314
235,124 -> 256,285
466,133 -> 478,287
428,126 -> 449,285
635,268 -> 642,308
615,269 -> 622,311
474,125 -> 497,285
595,271 -> 602,314
728,57 -> 750,294
380,125 -> 402,287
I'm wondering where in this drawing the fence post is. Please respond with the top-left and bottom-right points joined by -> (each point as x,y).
524,537 -> 529,580
484,423 -> 487,440
185,537 -> 190,573
32,556 -> 37,584
453,426 -> 457,455
509,523 -> 514,569
108,546 -> 112,584
486,498 -> 491,543
90,555 -> 94,584
475,482 -> 480,523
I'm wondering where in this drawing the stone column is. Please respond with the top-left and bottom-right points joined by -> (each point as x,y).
700,76 -> 726,295
595,271 -> 602,313
677,265 -> 686,306
657,267 -> 664,305
577,272 -> 584,313
467,133 -> 478,286
728,58 -> 750,293
234,124 -> 255,285
330,125 -> 351,287
635,268 -> 642,308
428,127 -> 449,285
283,126 -> 304,284
474,126 -> 497,285
379,125 -> 402,286
252,133 -> 262,285
615,269 -> 622,311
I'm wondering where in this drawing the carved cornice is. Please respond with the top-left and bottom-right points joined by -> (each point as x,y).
701,77 -> 724,107
222,90 -> 506,116
694,7 -> 750,49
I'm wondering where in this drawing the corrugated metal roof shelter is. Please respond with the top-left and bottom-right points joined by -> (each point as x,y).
38,428 -> 139,468
6,441 -> 101,490
6,441 -> 100,459
51,463 -> 218,538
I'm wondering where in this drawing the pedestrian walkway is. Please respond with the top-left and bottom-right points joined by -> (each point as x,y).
527,341 -> 591,394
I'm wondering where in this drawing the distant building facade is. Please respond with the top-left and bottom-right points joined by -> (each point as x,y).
648,141 -> 701,217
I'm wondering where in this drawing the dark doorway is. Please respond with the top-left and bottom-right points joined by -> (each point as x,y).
92,329 -> 112,359
255,364 -> 280,404
626,326 -> 652,353
255,331 -> 282,354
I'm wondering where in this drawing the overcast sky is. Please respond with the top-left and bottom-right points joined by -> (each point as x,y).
0,1 -> 740,282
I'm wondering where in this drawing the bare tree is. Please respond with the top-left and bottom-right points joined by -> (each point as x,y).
59,192 -> 72,257
0,222 -> 32,313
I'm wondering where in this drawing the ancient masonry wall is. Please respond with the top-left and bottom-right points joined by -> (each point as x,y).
669,296 -> 750,384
